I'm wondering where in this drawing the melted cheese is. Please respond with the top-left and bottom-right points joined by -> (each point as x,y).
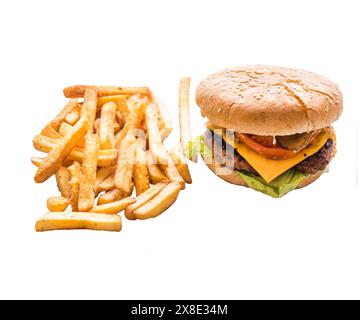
222,130 -> 330,183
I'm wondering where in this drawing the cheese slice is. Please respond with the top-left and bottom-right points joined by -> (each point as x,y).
222,130 -> 330,183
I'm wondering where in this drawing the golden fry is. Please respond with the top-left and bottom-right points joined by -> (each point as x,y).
64,106 -> 80,125
178,77 -> 193,156
97,188 -> 131,205
95,166 -> 116,186
170,144 -> 192,184
59,122 -> 85,148
96,175 -> 115,193
41,124 -> 62,139
125,182 -> 168,220
114,133 -> 136,194
78,134 -> 99,211
47,196 -> 69,212
55,166 -> 72,199
35,212 -> 122,232
153,96 -> 173,141
132,182 -> 181,220
133,147 -> 150,196
91,197 -> 135,214
68,161 -> 81,211
34,116 -> 89,183
64,85 -> 151,99
99,102 -> 116,149
81,88 -> 98,133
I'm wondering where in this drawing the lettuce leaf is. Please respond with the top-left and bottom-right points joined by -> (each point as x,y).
237,170 -> 307,198
184,136 -> 212,159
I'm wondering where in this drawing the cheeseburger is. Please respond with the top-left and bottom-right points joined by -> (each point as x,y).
193,65 -> 343,197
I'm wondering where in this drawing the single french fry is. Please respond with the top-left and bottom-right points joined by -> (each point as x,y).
64,85 -> 151,99
99,102 -> 116,149
170,144 -> 192,184
31,156 -> 43,167
47,196 -> 69,212
64,106 -> 81,125
114,133 -> 136,194
68,161 -> 81,211
97,95 -> 128,118
35,212 -> 122,232
97,188 -> 131,205
116,111 -> 125,129
78,134 -> 99,211
81,88 -> 98,133
146,104 -> 184,187
179,77 -> 196,161
32,135 -> 117,167
132,182 -> 181,220
125,182 -> 168,220
41,124 -> 62,139
59,122 -> 85,148
91,197 -> 135,214
41,99 -> 78,133
96,174 -> 115,193
133,147 -> 150,196
34,116 -> 89,183
113,121 -> 121,134
55,166 -> 72,199
95,166 -> 116,186
146,151 -> 168,184
153,95 -> 173,141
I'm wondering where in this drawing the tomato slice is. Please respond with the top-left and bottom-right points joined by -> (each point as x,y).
236,133 -> 297,160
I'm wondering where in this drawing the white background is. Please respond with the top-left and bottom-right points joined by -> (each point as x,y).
0,0 -> 359,299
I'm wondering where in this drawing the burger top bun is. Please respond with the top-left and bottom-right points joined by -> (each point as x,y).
196,65 -> 343,136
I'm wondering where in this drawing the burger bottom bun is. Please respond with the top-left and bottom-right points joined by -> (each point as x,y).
203,158 -> 324,190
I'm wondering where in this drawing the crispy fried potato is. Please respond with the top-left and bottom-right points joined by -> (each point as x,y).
146,151 -> 168,184
55,166 -> 72,199
96,174 -> 115,193
78,134 -> 99,211
97,188 -> 131,205
132,182 -> 181,220
59,122 -> 85,148
41,99 -> 78,132
41,124 -> 62,139
81,88 -> 98,133
68,161 -> 81,211
153,95 -> 173,141
99,102 -> 116,149
133,148 -> 150,196
64,85 -> 151,99
91,197 -> 135,214
179,77 -> 196,161
146,104 -> 184,187
116,111 -> 125,129
170,144 -> 192,184
64,106 -> 81,125
95,166 -> 116,186
34,116 -> 89,183
114,133 -> 136,194
47,196 -> 69,212
125,182 -> 168,220
35,212 -> 122,232
31,156 -> 43,167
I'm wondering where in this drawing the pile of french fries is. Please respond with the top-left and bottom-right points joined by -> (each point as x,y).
32,82 -> 192,232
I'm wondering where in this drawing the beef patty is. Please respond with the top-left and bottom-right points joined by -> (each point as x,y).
204,129 -> 333,176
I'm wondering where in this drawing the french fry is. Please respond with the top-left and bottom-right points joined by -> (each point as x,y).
99,101 -> 116,149
146,151 -> 168,184
96,174 -> 115,193
113,121 -> 121,134
41,99 -> 78,132
91,197 -> 135,214
32,135 -> 117,167
59,122 -> 85,148
41,124 -> 62,139
146,104 -> 184,187
68,161 -> 81,211
116,111 -> 125,129
153,95 -> 173,141
114,133 -> 136,194
133,147 -> 150,196
64,106 -> 80,125
78,134 -> 99,211
170,144 -> 192,184
97,188 -> 131,205
132,182 -> 182,220
125,182 -> 168,220
31,156 -> 43,167
34,116 -> 89,183
55,166 -> 72,199
64,85 -> 151,99
47,196 -> 69,212
35,212 -> 122,232
81,88 -> 98,133
95,166 -> 116,186
179,77 -> 196,161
